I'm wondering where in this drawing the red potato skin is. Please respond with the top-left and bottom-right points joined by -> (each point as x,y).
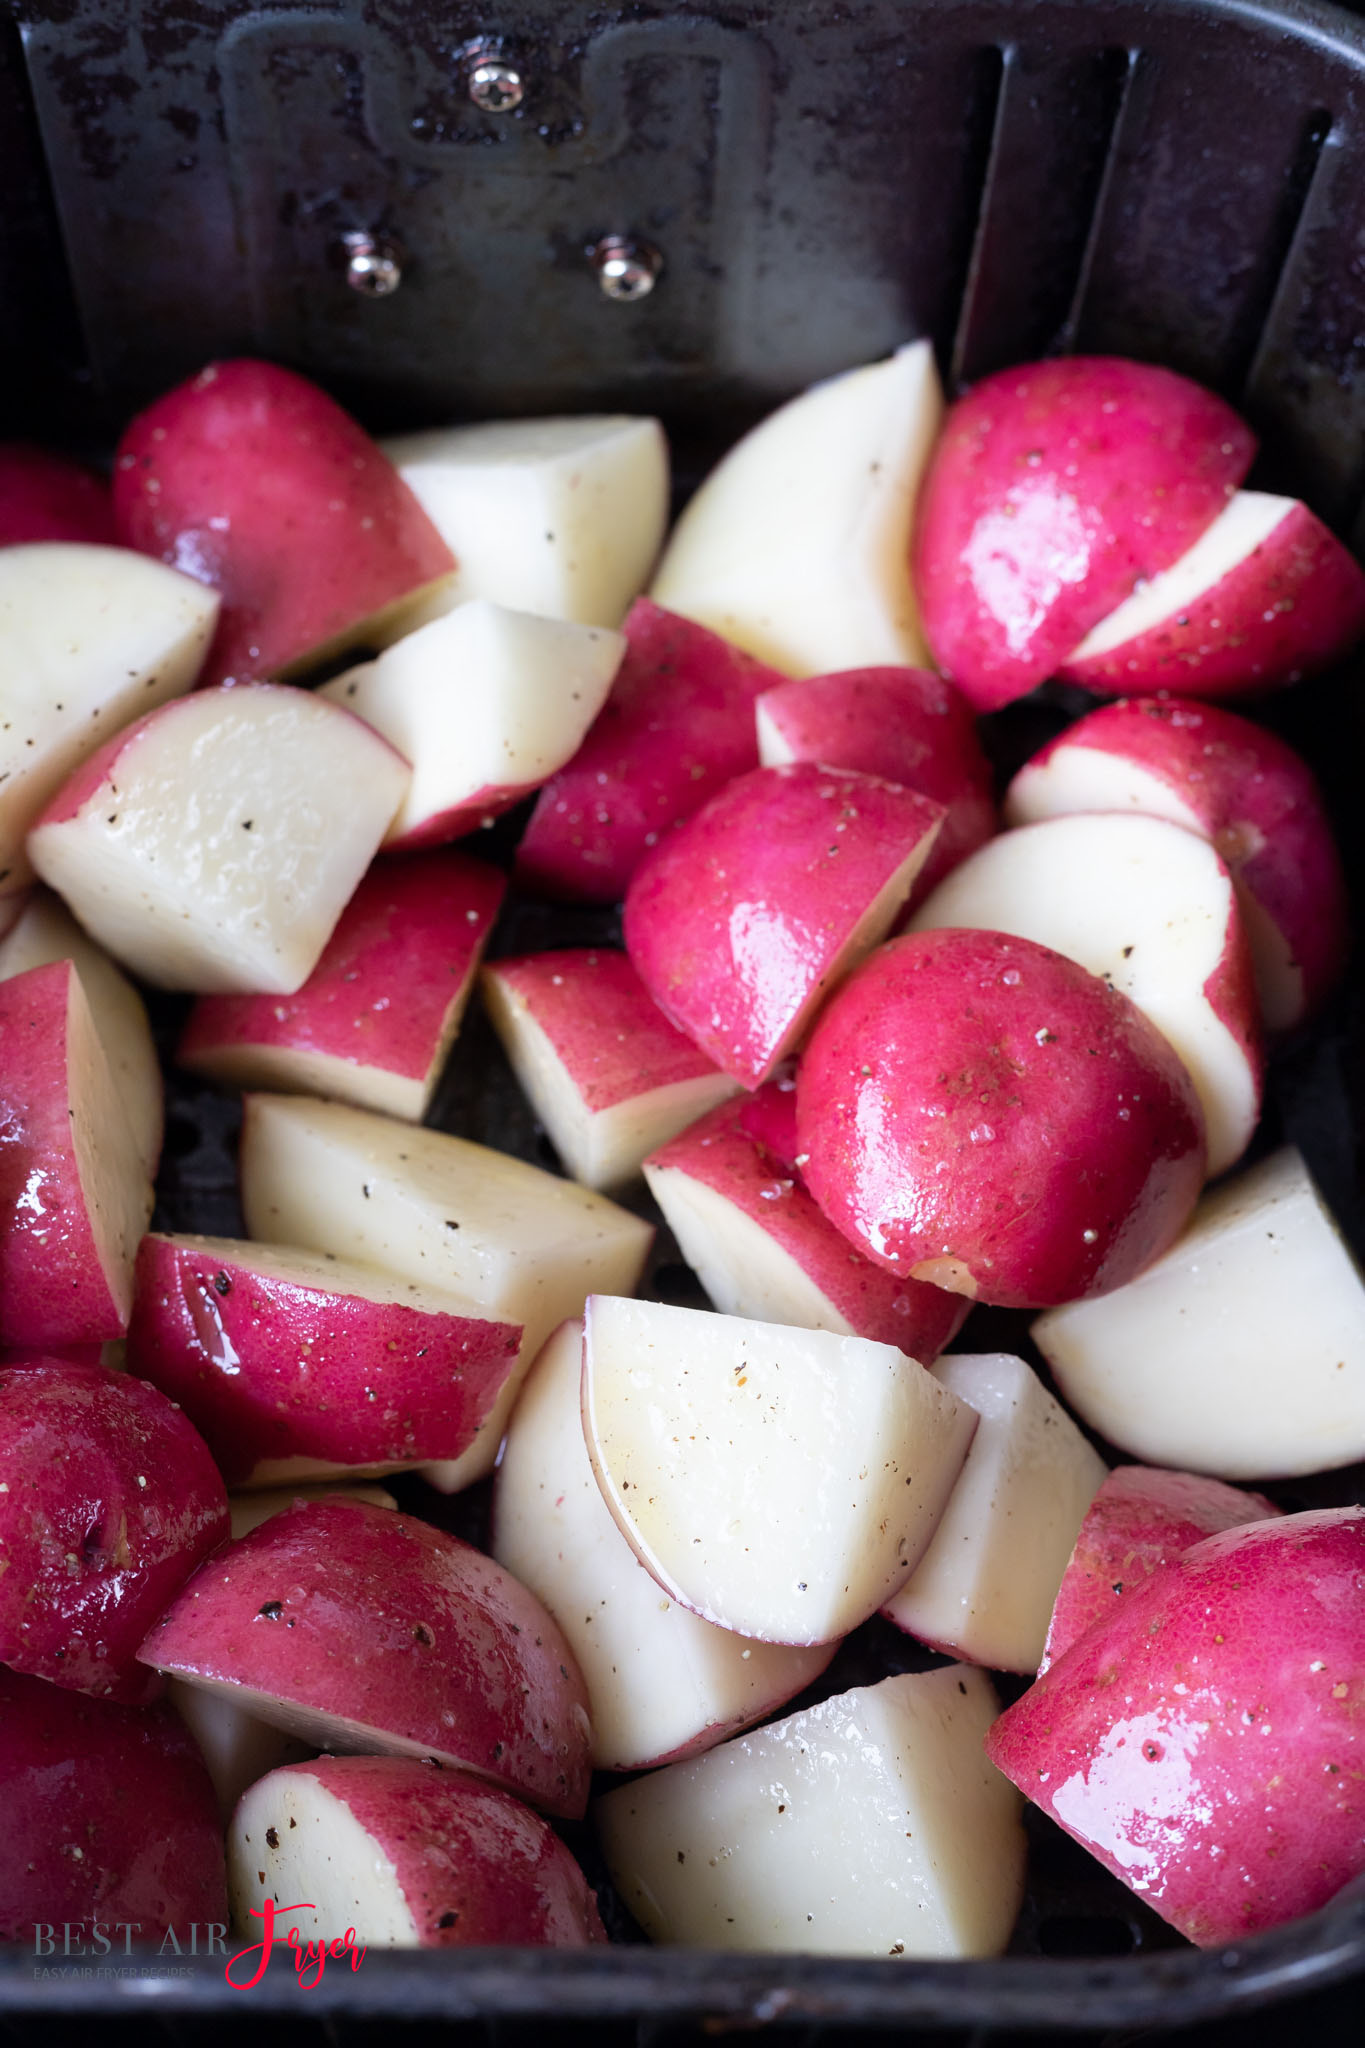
1056,500 -> 1365,699
624,762 -> 945,1087
388,782 -> 543,851
140,1498 -> 593,1818
125,1236 -> 522,1487
756,666 -> 996,902
1008,696 -> 1349,1029
515,599 -> 788,903
112,360 -> 454,690
795,929 -> 1207,1309
0,962 -> 139,1345
1041,1465 -> 1282,1674
913,358 -> 1255,711
735,1073 -> 802,1169
483,948 -> 725,1111
178,849 -> 505,1089
0,1666 -> 226,1940
0,1359 -> 229,1701
0,445 -> 117,546
986,1507 -> 1365,1945
253,1757 -> 606,1946
646,1093 -> 969,1355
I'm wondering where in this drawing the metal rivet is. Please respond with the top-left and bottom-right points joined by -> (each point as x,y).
338,231 -> 406,298
589,235 -> 663,303
468,58 -> 524,114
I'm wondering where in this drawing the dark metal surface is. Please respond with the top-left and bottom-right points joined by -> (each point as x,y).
3,0 -> 1365,2034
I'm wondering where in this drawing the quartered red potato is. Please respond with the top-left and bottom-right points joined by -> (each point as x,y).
0,343 -> 1362,1964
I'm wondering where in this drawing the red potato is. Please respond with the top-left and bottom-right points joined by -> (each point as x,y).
0,1666 -> 226,1941
986,1507 -> 1365,1945
755,666 -> 996,902
650,343 -> 943,677
238,1092 -> 654,1494
643,1093 -> 969,1353
796,928 -> 1207,1309
1005,696 -> 1348,1033
582,1294 -> 977,1646
231,1757 -> 605,1951
493,1321 -> 833,1771
126,1234 -> 522,1489
0,890 -> 162,1174
28,683 -> 410,995
178,850 -> 505,1122
1056,493 -> 1365,699
0,444 -> 116,546
480,948 -> 741,1191
0,961 -> 151,1346
1041,1466 -> 1282,1674
908,811 -> 1264,1177
0,1358 -> 228,1701
624,763 -> 945,1088
113,359 -> 456,689
913,357 -> 1255,711
320,602 -> 624,850
514,599 -> 787,903
382,413 -> 669,629
141,1497 -> 593,1818
0,542 -> 218,896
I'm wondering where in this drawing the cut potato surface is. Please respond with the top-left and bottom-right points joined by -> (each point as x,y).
643,1095 -> 969,1354
29,683 -> 410,994
595,1667 -> 1025,1957
0,543 -> 217,894
0,960 -> 152,1344
384,414 -> 669,629
1033,1146 -> 1365,1479
910,810 -> 1262,1176
231,1757 -> 606,1949
883,1354 -> 1107,1673
651,343 -> 942,675
493,1321 -> 832,1771
321,600 -> 624,849
238,1093 -> 653,1492
481,948 -> 740,1191
178,850 -> 505,1122
581,1295 -> 976,1644
0,889 -> 163,1173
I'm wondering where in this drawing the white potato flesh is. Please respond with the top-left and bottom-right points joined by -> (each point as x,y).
910,811 -> 1257,1176
229,1769 -> 417,1944
1033,1145 -> 1365,1479
651,342 -> 942,676
169,1679 -> 308,1823
239,1094 -> 653,1492
228,1480 -> 397,1539
1067,493 -> 1294,658
480,977 -> 739,1191
494,1322 -> 829,1771
1004,744 -> 1304,1034
0,889 -> 162,1172
643,1157 -> 862,1332
382,415 -> 670,629
64,968 -> 154,1327
595,1667 -> 1025,1957
28,686 -> 410,994
883,1354 -> 1107,1673
321,602 -> 624,846
0,544 -> 218,894
581,1295 -> 976,1644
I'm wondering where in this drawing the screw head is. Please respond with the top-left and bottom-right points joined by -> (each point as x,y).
339,231 -> 405,298
468,59 -> 524,114
589,235 -> 663,303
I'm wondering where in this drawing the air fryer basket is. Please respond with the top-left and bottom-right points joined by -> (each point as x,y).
3,0 -> 1365,2033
